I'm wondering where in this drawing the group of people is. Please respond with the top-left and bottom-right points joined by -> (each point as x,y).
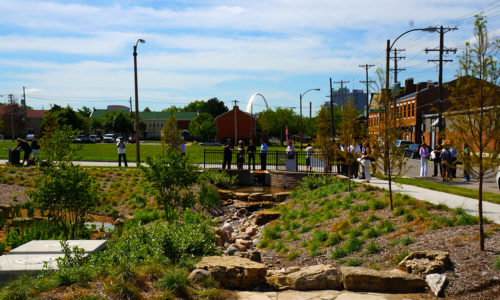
222,138 -> 268,170
335,142 -> 373,183
427,141 -> 469,182
10,137 -> 40,166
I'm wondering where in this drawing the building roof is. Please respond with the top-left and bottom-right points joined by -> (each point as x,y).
90,109 -> 197,120
215,106 -> 255,120
27,110 -> 46,118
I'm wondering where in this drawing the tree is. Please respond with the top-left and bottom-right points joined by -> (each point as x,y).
143,107 -> 151,112
78,106 -> 92,118
445,14 -> 499,251
100,110 -> 134,136
372,68 -> 407,210
39,123 -> 80,164
182,100 -> 205,113
41,105 -> 85,132
257,109 -> 278,138
28,162 -> 100,239
337,99 -> 362,190
315,107 -> 336,172
161,110 -> 183,151
183,98 -> 229,118
141,152 -> 199,220
189,112 -> 216,141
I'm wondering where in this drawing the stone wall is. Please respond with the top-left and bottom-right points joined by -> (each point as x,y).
269,170 -> 310,189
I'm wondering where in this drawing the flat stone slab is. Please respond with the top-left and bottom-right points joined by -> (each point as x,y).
9,240 -> 107,254
0,253 -> 65,280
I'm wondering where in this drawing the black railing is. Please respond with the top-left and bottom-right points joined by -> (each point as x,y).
203,149 -> 330,172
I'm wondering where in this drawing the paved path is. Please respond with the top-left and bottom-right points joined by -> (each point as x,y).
354,178 -> 500,224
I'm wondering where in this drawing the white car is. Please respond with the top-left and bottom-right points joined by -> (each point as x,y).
496,166 -> 500,190
103,133 -> 116,143
26,134 -> 34,141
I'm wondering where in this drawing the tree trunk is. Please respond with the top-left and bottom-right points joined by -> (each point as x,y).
478,158 -> 484,251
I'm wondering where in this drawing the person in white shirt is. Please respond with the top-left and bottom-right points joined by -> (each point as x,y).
117,138 -> 127,167
286,140 -> 296,159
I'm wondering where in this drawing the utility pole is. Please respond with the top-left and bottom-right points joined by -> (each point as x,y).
329,77 -> 334,136
233,100 -> 238,143
333,80 -> 350,109
129,97 -> 133,116
359,64 -> 375,118
389,48 -> 406,84
9,94 -> 15,140
309,102 -> 312,119
22,87 -> 27,136
425,25 -> 457,144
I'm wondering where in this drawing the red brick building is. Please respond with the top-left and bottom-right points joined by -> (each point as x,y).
215,106 -> 256,142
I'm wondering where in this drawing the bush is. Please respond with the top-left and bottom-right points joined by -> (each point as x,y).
199,170 -> 236,188
156,268 -> 190,295
311,230 -> 329,242
344,237 -> 364,254
326,232 -> 343,246
365,241 -> 380,254
331,247 -> 347,259
198,182 -> 222,210
298,175 -> 338,191
495,256 -> 500,270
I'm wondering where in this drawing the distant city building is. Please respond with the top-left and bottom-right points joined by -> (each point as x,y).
324,88 -> 368,112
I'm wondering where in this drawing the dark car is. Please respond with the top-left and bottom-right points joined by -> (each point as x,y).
403,144 -> 420,159
73,134 -> 93,144
128,136 -> 136,144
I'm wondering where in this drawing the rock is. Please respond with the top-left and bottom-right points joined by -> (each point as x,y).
236,239 -> 253,248
426,273 -> 447,297
218,189 -> 233,200
255,211 -> 282,225
253,238 -> 261,246
245,226 -> 258,236
216,227 -> 233,245
233,243 -> 248,252
248,192 -> 265,201
267,264 -> 342,291
285,266 -> 301,274
225,245 -> 239,255
188,269 -> 212,284
340,267 -> 426,293
194,256 -> 268,289
237,208 -> 248,217
274,192 -> 291,202
261,194 -> 275,202
234,200 -> 274,211
113,218 -> 124,226
235,250 -> 261,263
397,251 -> 451,276
234,192 -> 250,201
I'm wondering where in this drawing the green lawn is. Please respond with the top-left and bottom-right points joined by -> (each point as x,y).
377,175 -> 500,205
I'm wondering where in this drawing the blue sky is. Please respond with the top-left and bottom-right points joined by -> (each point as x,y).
0,0 -> 498,115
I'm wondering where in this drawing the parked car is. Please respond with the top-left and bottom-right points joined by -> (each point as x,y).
73,134 -> 93,143
395,140 -> 413,148
127,136 -> 136,144
103,133 -> 116,143
89,134 -> 102,143
26,134 -> 34,141
403,144 -> 420,159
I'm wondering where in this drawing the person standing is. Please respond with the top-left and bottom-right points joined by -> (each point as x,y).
179,139 -> 186,156
361,143 -> 372,183
222,138 -> 233,169
440,145 -> 452,181
236,140 -> 245,170
462,143 -> 470,182
432,141 -> 443,177
117,138 -> 128,167
419,142 -> 429,178
285,140 -> 296,171
247,139 -> 256,170
12,138 -> 32,166
305,143 -> 314,172
260,138 -> 268,170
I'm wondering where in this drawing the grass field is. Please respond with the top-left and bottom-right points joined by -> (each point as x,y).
0,141 -> 297,163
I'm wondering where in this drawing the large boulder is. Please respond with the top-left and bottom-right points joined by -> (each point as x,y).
194,256 -> 268,289
234,192 -> 250,201
426,273 -> 447,297
218,190 -> 233,200
267,264 -> 342,291
397,250 -> 451,276
340,267 -> 427,293
274,192 -> 291,202
255,211 -> 282,225
233,200 -> 274,211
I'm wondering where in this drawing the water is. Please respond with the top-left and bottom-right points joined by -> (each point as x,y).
232,185 -> 289,194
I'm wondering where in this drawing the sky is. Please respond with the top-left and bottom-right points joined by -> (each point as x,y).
0,0 -> 498,115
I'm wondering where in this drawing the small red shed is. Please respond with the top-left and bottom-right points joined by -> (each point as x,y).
215,106 -> 256,142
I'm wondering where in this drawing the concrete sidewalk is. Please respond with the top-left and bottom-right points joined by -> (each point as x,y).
354,178 -> 500,224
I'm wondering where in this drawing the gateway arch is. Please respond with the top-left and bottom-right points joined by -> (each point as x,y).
246,93 -> 269,114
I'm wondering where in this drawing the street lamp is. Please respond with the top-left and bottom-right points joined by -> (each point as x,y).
385,27 -> 437,127
133,38 -> 145,166
299,88 -> 320,150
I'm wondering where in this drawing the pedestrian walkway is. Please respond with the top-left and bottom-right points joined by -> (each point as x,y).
354,178 -> 500,224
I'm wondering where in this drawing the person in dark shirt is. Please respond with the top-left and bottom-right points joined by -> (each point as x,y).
31,136 -> 41,163
12,138 -> 32,166
247,139 -> 256,170
222,138 -> 233,169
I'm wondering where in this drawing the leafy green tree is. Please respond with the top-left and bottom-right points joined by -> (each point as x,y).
41,105 -> 85,132
77,106 -> 92,118
28,162 -> 100,239
161,110 -> 183,150
143,107 -> 151,112
446,14 -> 499,251
257,109 -> 278,137
39,124 -> 80,164
182,100 -> 205,113
100,110 -> 134,136
314,107 -> 337,172
141,152 -> 199,220
182,98 -> 228,118
189,112 -> 216,141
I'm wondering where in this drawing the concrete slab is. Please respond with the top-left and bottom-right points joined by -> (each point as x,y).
9,240 -> 107,255
0,253 -> 64,280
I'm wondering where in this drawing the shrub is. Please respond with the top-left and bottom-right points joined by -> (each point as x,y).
298,174 -> 337,191
344,237 -> 364,254
331,247 -> 347,259
363,227 -> 380,239
346,258 -> 361,266
312,230 -> 329,242
263,226 -> 282,240
198,182 -> 222,210
156,268 -> 190,295
287,251 -> 301,260
400,236 -> 414,246
200,169 -> 236,188
326,232 -> 343,246
377,220 -> 395,234
393,251 -> 410,265
365,241 -> 380,254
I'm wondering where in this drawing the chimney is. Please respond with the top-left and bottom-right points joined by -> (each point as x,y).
404,78 -> 415,94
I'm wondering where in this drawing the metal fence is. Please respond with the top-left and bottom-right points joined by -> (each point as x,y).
203,149 -> 330,172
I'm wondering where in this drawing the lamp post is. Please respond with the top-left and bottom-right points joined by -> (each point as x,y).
386,27 -> 437,127
133,38 -> 145,166
299,88 -> 320,150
